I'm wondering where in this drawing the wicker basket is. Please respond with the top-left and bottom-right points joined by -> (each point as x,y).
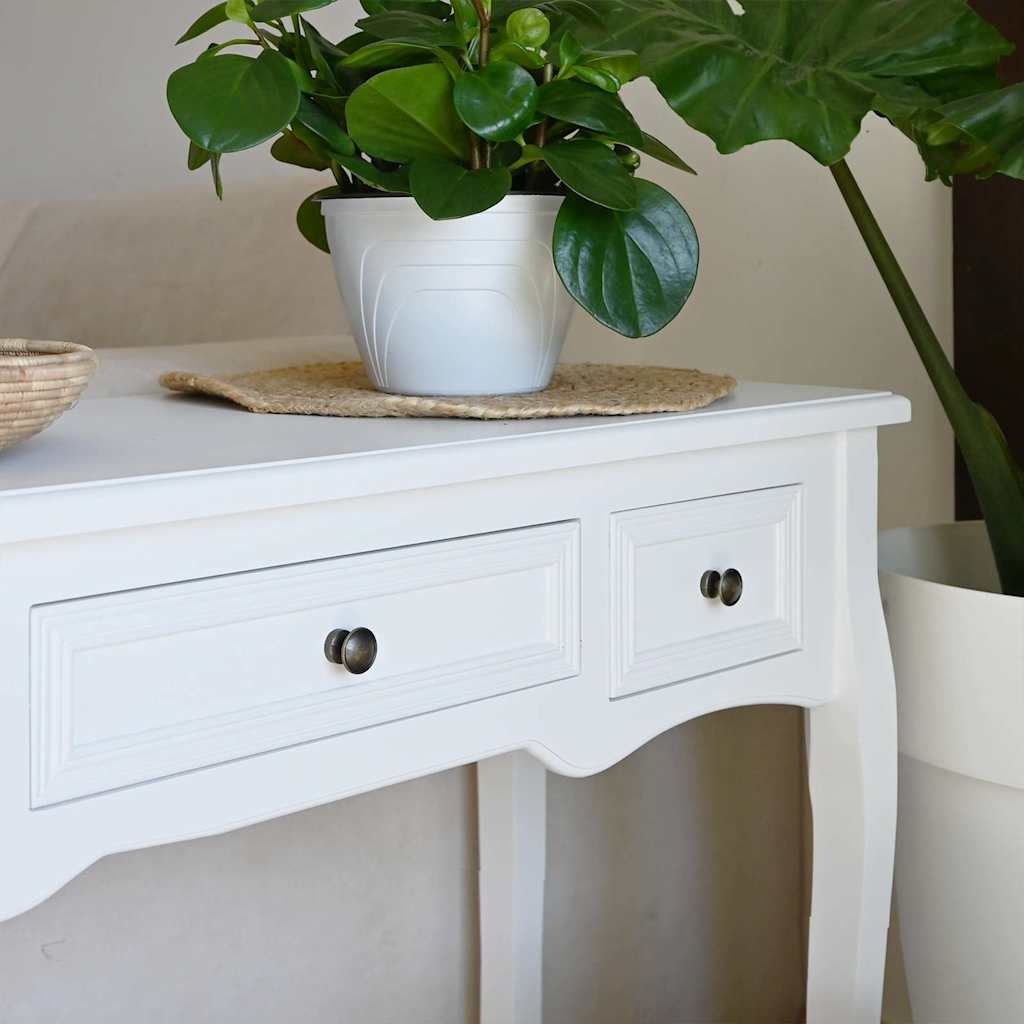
0,340 -> 98,452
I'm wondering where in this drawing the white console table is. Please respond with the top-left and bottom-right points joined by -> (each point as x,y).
0,382 -> 909,1022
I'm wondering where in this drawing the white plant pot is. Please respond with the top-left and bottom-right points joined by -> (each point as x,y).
321,194 -> 574,396
879,522 -> 1024,1022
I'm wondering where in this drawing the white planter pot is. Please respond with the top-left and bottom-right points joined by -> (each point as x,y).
879,522 -> 1024,1022
321,194 -> 574,396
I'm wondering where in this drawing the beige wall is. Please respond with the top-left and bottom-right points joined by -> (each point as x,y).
0,3 -> 952,1022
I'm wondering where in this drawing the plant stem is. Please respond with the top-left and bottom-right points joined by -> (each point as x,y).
470,0 -> 491,168
830,158 -> 1024,596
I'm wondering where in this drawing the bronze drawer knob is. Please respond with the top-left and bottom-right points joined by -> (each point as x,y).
324,627 -> 378,674
700,568 -> 743,607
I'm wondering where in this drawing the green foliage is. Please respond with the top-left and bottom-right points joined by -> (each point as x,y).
453,62 -> 538,142
540,140 -> 636,210
346,64 -> 469,161
167,51 -> 300,153
553,180 -> 698,338
165,0 -> 1024,591
410,157 -> 513,217
535,80 -> 642,146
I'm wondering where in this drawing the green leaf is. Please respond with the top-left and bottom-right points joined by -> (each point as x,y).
225,0 -> 252,26
341,38 -> 438,67
250,0 -> 335,21
187,141 -> 212,170
301,17 -> 341,89
553,179 -> 698,337
361,0 -> 450,15
167,51 -> 301,153
573,66 -> 619,93
924,83 -> 1024,180
294,95 -> 356,155
453,62 -> 538,143
636,131 -> 694,174
297,190 -> 330,252
210,153 -> 224,199
356,11 -> 463,48
271,130 -> 330,169
332,153 -> 411,192
581,0 -> 1014,166
540,139 -> 636,209
285,57 -> 318,93
506,8 -> 550,48
490,37 -> 548,70
410,157 -> 512,218
535,79 -> 642,146
177,3 -> 229,45
346,63 -> 469,162
558,30 -> 583,71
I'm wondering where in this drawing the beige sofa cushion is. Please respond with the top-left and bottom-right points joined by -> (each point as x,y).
0,178 -> 349,349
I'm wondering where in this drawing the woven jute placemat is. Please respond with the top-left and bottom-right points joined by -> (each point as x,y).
160,361 -> 736,421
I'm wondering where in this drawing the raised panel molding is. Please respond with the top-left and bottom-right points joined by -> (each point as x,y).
611,486 -> 804,697
31,522 -> 580,807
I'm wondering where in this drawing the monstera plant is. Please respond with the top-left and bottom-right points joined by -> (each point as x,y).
167,0 -> 1024,588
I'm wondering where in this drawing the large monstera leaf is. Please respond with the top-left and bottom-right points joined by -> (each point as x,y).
575,0 -> 1014,167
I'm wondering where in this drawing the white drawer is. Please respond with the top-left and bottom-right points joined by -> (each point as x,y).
30,522 -> 579,807
611,486 -> 803,698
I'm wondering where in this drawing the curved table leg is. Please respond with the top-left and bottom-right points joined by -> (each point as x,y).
806,430 -> 898,1023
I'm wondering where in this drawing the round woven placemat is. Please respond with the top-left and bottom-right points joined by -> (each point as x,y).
160,361 -> 736,421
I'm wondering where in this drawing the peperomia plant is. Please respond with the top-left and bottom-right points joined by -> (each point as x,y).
168,0 -> 1024,597
167,0 -> 701,340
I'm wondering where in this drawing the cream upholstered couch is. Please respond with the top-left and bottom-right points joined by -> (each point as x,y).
0,179 -> 347,351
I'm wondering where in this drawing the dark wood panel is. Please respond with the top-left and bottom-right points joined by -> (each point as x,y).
954,0 -> 1024,520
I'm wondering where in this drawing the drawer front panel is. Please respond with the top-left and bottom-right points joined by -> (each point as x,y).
611,486 -> 803,698
31,522 -> 579,806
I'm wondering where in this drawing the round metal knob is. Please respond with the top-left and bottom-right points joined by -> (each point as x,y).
700,568 -> 743,606
720,568 -> 743,607
700,570 -> 721,599
324,627 -> 377,674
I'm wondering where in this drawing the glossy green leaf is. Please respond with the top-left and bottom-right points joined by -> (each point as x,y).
356,12 -> 463,47
451,0 -> 481,40
285,57 -> 318,93
489,37 -> 547,70
558,30 -> 582,71
167,51 -> 301,153
294,96 -> 356,155
361,0 -> 451,15
225,0 -> 252,25
573,66 -> 619,93
332,153 -> 411,192
636,131 -> 694,174
540,139 -> 636,210
187,141 -> 212,170
177,3 -> 229,44
553,179 -> 698,337
924,83 -> 1024,180
535,79 -> 642,146
341,38 -> 437,67
251,0 -> 335,21
300,18 -> 341,89
271,130 -> 330,169
210,153 -> 224,199
346,63 -> 469,162
580,0 -> 1014,166
410,157 -> 512,218
506,8 -> 550,48
297,190 -> 330,252
453,62 -> 538,143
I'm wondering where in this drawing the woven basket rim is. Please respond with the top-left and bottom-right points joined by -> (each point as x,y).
0,339 -> 97,367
